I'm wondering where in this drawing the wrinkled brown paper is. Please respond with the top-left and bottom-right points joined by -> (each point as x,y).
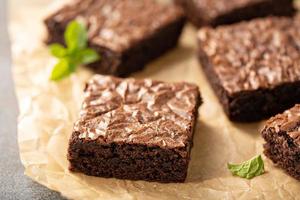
10,0 -> 300,199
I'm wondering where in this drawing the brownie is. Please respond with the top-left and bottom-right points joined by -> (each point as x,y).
198,15 -> 300,122
67,75 -> 201,183
175,0 -> 295,27
44,0 -> 185,76
262,105 -> 300,180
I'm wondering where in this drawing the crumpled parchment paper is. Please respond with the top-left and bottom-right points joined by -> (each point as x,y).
9,0 -> 300,199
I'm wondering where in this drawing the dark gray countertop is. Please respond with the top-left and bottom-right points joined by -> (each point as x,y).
0,1 -> 64,199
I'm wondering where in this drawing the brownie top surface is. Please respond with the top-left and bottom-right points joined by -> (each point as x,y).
264,104 -> 300,146
198,15 -> 300,95
73,75 -> 200,148
192,0 -> 265,20
47,0 -> 184,52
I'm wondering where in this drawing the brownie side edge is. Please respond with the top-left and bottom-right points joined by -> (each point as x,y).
262,127 -> 300,180
174,0 -> 204,27
176,0 -> 296,27
44,15 -> 65,45
115,15 -> 186,77
67,136 -> 190,183
228,82 -> 300,122
211,0 -> 296,27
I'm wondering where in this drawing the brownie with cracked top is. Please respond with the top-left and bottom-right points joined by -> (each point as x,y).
262,104 -> 300,180
198,15 -> 300,122
175,0 -> 295,27
44,0 -> 185,76
67,75 -> 201,183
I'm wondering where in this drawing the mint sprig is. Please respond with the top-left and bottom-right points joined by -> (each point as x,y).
227,155 -> 265,179
49,20 -> 100,81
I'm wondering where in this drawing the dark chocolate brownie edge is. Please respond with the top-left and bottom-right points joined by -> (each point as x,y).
44,14 -> 67,45
115,16 -> 186,77
211,0 -> 296,27
176,0 -> 295,27
86,46 -> 123,75
262,127 -> 300,180
228,82 -> 300,122
68,141 -> 189,183
198,46 -> 300,122
174,0 -> 204,27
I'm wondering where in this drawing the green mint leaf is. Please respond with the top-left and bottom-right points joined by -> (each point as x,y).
50,58 -> 75,81
64,20 -> 87,52
80,48 -> 100,64
49,20 -> 100,81
227,155 -> 265,179
49,44 -> 67,58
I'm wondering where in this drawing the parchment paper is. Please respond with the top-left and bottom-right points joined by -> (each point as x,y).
9,0 -> 300,199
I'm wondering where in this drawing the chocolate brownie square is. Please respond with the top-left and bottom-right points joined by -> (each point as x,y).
67,75 -> 201,183
175,0 -> 295,27
198,15 -> 300,122
262,104 -> 300,180
44,0 -> 185,76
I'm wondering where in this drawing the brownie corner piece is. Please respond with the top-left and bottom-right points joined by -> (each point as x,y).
175,0 -> 295,27
67,75 -> 201,183
198,15 -> 300,122
262,104 -> 300,181
44,0 -> 186,76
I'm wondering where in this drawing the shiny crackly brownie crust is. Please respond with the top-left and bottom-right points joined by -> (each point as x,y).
198,15 -> 300,122
262,104 -> 300,180
175,0 -> 295,27
67,75 -> 201,183
44,0 -> 185,76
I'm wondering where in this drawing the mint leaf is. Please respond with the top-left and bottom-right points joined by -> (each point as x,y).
50,59 -> 74,81
48,20 -> 100,81
80,48 -> 100,64
49,44 -> 67,58
64,21 -> 87,52
227,155 -> 265,179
